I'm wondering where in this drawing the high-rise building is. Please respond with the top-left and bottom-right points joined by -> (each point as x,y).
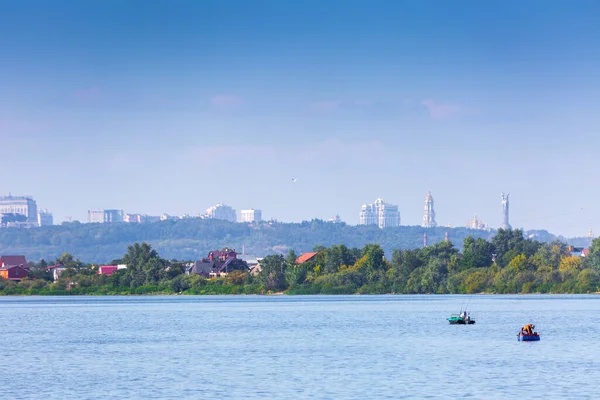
38,209 -> 54,226
205,204 -> 236,222
500,193 -> 511,230
88,209 -> 124,223
88,209 -> 104,223
359,198 -> 400,228
0,195 -> 38,225
240,209 -> 262,223
422,191 -> 437,228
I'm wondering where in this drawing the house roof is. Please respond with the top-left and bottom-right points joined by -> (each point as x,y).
98,265 -> 119,275
0,255 -> 27,268
190,261 -> 215,275
296,252 -> 318,264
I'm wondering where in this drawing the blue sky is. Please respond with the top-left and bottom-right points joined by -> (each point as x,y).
1,0 -> 599,236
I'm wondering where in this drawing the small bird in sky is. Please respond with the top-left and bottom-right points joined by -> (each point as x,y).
292,178 -> 297,183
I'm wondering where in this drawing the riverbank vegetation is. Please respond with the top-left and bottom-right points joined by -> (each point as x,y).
2,229 -> 600,295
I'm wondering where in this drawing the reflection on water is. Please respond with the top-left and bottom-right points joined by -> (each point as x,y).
2,295 -> 600,399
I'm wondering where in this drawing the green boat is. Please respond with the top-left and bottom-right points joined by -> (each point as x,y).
448,312 -> 475,325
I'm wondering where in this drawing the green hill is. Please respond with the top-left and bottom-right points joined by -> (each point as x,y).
0,218 -> 572,263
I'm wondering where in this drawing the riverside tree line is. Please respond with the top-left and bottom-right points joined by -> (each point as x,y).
2,229 -> 600,295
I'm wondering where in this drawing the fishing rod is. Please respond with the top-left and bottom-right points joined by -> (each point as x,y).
464,292 -> 474,312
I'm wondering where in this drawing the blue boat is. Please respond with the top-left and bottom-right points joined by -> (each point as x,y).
518,334 -> 540,342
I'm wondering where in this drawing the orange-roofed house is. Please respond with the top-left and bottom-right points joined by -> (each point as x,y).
296,252 -> 319,264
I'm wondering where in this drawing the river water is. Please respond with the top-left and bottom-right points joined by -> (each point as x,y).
1,295 -> 599,399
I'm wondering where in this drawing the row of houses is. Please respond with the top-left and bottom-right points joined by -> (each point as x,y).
0,249 -> 328,283
0,250 -> 262,282
184,249 -> 321,278
0,254 -> 130,282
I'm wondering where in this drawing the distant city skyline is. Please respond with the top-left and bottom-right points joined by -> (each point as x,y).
1,1 -> 599,236
0,189 -> 594,237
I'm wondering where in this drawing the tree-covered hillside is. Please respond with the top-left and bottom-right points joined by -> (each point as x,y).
0,218 -> 578,263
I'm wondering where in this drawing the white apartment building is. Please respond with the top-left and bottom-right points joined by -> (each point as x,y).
240,209 -> 262,223
0,195 -> 38,225
205,204 -> 237,222
359,198 -> 400,228
88,209 -> 124,223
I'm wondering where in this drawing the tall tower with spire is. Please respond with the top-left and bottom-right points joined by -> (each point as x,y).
422,191 -> 437,228
500,192 -> 511,230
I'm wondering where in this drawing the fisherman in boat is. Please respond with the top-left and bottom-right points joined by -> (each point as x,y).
460,311 -> 467,320
521,324 -> 535,336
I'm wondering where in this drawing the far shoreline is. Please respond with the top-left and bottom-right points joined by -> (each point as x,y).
2,291 -> 599,297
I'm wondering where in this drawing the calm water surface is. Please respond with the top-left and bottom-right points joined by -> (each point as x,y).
2,295 -> 600,399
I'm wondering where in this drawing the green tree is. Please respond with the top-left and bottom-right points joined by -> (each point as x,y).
584,238 -> 600,271
323,245 -> 357,274
531,242 -> 567,271
576,269 -> 599,292
166,262 -> 185,279
387,249 -> 408,292
360,244 -> 387,283
559,256 -> 583,272
285,249 -> 298,267
461,236 -> 495,269
27,266 -> 52,281
492,229 -> 540,267
463,269 -> 493,293
420,258 -> 448,293
120,242 -> 168,286
257,254 -> 287,292
57,252 -> 86,272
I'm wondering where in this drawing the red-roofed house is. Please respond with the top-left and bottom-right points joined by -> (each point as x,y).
582,248 -> 590,257
97,265 -> 119,276
296,252 -> 319,264
0,255 -> 29,281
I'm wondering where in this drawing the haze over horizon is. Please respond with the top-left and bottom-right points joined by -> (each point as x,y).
1,0 -> 599,237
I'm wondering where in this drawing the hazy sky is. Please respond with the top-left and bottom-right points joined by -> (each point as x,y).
1,0 -> 599,236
